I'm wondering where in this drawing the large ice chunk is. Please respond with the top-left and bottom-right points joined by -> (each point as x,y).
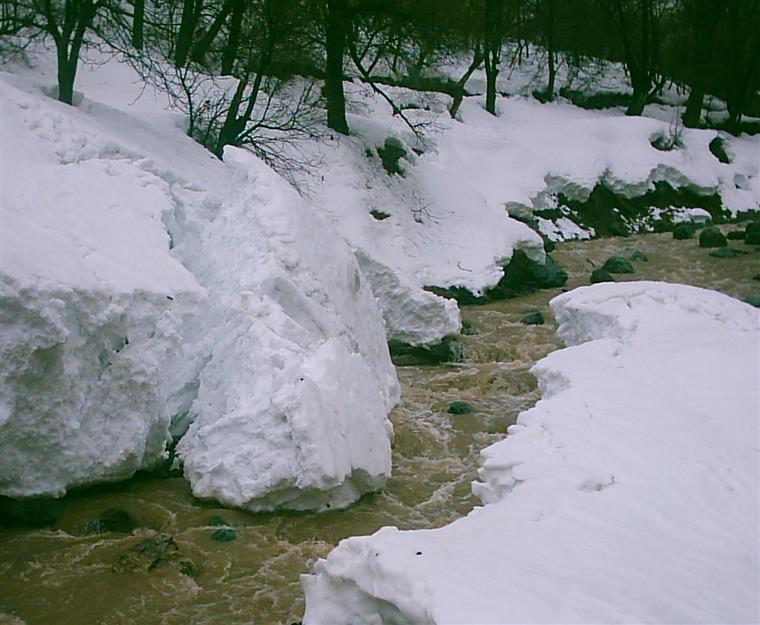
0,80 -> 203,498
176,150 -> 399,512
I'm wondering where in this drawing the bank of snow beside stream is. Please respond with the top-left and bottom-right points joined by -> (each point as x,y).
302,282 -> 760,624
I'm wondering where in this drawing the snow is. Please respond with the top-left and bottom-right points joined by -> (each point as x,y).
0,56 -> 399,510
0,76 -> 203,498
302,282 -> 760,624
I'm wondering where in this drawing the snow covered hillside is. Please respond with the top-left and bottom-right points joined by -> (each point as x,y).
302,282 -> 760,624
295,69 -> 758,344
0,59 -> 398,511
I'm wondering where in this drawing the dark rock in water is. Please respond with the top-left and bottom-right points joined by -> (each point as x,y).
460,320 -> 478,335
211,527 -> 237,542
709,247 -> 744,258
543,237 -> 556,253
753,274 -> 760,282
209,514 -> 228,526
78,508 -> 139,534
602,256 -> 635,274
520,311 -> 545,325
590,269 -> 615,284
628,250 -> 649,262
726,230 -> 746,240
448,401 -> 474,415
698,227 -> 728,248
377,137 -> 407,176
117,533 -> 196,577
0,496 -> 64,528
425,250 -> 567,304
745,295 -> 760,308
672,223 -> 695,240
496,250 -> 568,297
389,336 -> 463,366
745,222 -> 760,245
709,136 -> 732,164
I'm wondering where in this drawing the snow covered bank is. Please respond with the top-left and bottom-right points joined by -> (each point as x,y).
302,282 -> 760,624
0,62 -> 398,511
0,77 -> 204,498
299,77 -> 758,345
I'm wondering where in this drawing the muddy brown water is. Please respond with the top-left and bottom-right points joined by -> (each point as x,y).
1,229 -> 757,625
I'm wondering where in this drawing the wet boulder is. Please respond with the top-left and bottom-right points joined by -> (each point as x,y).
709,136 -> 732,164
211,527 -> 237,542
698,228 -> 727,248
496,250 -> 568,296
726,230 -> 746,240
672,223 -> 695,240
745,295 -> 760,308
709,247 -> 745,258
77,508 -> 139,534
602,256 -> 635,274
745,222 -> 760,245
116,533 -> 197,577
520,311 -> 545,325
628,250 -> 649,262
590,269 -> 615,284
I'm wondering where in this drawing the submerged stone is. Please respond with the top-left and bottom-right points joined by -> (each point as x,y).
699,227 -> 727,248
388,336 -> 463,366
447,401 -> 474,415
590,269 -> 615,284
520,311 -> 545,325
211,527 -> 237,542
78,508 -> 139,534
628,250 -> 649,262
726,230 -> 746,240
709,247 -> 744,258
602,256 -> 635,274
745,295 -> 760,307
460,320 -> 478,335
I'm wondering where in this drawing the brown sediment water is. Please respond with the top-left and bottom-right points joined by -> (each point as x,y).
1,229 -> 757,625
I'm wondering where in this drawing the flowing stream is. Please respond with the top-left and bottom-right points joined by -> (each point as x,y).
1,229 -> 757,625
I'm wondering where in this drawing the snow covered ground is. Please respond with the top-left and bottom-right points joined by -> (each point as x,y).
302,282 -> 760,624
0,55 -> 398,510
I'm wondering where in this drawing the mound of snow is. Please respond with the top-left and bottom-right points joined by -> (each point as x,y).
0,78 -> 203,498
302,282 -> 760,624
176,150 -> 399,512
1,61 -> 399,510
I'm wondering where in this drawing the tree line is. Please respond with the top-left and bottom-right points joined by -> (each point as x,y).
2,0 -> 758,165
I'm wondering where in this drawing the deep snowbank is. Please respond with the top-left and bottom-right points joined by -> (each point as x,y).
302,282 -> 760,624
0,63 -> 399,510
300,78 -> 758,344
0,77 -> 204,498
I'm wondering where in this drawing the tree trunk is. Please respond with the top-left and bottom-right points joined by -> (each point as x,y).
175,0 -> 200,67
544,0 -> 556,100
682,86 -> 704,127
325,0 -> 349,134
484,50 -> 498,115
221,0 -> 244,75
132,0 -> 145,49
57,55 -> 77,105
626,87 -> 648,116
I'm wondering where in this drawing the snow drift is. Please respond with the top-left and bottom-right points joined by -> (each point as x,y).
0,64 -> 398,510
302,282 -> 760,624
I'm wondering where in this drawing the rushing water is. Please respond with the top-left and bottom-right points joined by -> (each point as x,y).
1,229 -> 757,625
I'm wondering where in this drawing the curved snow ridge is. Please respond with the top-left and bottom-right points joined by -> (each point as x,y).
302,282 -> 759,624
176,149 -> 400,512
